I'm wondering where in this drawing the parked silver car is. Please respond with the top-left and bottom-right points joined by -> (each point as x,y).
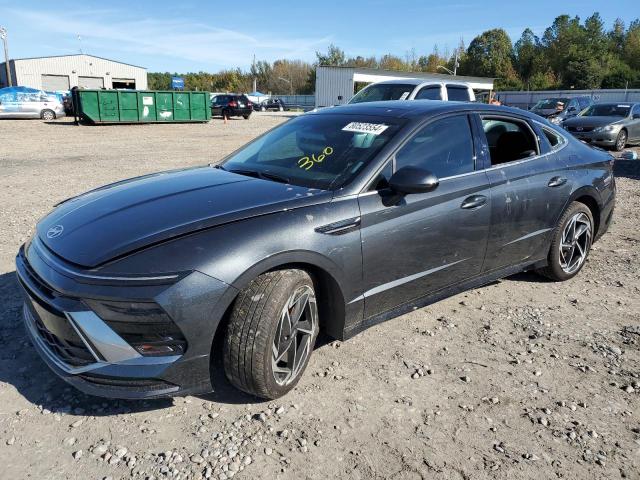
563,102 -> 640,151
0,90 -> 65,120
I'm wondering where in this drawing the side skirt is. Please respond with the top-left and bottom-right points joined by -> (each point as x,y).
342,259 -> 546,340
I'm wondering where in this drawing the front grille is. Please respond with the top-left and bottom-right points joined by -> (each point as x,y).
567,126 -> 595,132
19,252 -> 96,368
78,373 -> 177,392
28,306 -> 95,367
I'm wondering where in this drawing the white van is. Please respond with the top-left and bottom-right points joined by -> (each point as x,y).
348,78 -> 475,104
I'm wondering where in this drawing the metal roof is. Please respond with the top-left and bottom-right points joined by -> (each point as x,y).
7,54 -> 146,70
319,65 -> 495,88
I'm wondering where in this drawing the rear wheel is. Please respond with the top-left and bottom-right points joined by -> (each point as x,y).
223,269 -> 319,399
243,114 -> 250,120
536,202 -> 593,281
41,109 -> 55,120
614,129 -> 627,151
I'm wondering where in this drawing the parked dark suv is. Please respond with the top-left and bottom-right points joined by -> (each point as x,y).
211,94 -> 252,119
17,101 -> 615,400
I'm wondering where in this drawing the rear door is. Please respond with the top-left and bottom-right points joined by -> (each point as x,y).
358,113 -> 491,318
475,114 -> 571,272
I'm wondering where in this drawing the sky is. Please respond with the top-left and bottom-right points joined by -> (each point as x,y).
0,0 -> 637,72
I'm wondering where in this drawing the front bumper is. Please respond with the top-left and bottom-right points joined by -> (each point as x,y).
566,129 -> 620,147
16,241 -> 236,399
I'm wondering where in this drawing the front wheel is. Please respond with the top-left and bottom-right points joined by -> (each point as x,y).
536,202 -> 593,281
243,114 -> 250,120
223,270 -> 319,399
614,129 -> 627,152
41,109 -> 55,120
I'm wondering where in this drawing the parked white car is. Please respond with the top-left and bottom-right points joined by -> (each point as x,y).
349,78 -> 476,104
0,88 -> 65,120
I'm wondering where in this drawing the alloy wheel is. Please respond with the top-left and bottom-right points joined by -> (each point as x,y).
559,212 -> 592,274
272,285 -> 317,386
616,131 -> 627,151
42,110 -> 54,120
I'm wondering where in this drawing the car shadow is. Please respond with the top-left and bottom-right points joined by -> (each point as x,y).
506,271 -> 552,283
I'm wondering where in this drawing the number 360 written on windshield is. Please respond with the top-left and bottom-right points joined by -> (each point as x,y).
298,147 -> 333,170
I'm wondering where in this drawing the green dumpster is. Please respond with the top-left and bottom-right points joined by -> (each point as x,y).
73,89 -> 211,124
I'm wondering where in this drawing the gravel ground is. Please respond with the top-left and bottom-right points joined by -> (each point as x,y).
0,115 -> 639,480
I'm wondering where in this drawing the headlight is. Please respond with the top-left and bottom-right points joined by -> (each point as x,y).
594,125 -> 619,133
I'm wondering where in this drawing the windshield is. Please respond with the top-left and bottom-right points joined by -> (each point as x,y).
581,104 -> 630,117
532,98 -> 569,109
349,84 -> 415,104
221,114 -> 405,190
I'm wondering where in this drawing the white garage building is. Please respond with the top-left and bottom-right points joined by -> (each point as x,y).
0,54 -> 147,91
315,65 -> 495,107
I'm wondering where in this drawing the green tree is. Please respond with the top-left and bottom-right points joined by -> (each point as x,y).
463,28 -> 519,85
316,44 -> 346,66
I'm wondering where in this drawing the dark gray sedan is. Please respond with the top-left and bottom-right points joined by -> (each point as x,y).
16,101 -> 616,400
563,102 -> 640,151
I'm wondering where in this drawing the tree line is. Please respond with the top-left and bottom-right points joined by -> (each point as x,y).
148,13 -> 640,94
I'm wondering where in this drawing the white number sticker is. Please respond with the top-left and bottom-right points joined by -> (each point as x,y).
342,122 -> 388,135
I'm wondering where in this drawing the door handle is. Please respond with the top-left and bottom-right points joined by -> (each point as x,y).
461,195 -> 487,209
548,176 -> 567,187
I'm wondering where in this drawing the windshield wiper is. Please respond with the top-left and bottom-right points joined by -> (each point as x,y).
227,168 -> 290,185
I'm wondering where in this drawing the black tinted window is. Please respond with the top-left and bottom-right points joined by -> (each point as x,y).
446,85 -> 471,101
482,118 -> 538,165
395,115 -> 474,178
415,86 -> 442,100
349,84 -> 415,103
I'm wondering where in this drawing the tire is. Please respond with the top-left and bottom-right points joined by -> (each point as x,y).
41,109 -> 55,120
614,129 -> 627,151
223,269 -> 319,399
243,114 -> 250,120
536,202 -> 594,281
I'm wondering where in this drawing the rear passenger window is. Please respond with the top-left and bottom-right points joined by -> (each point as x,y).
415,86 -> 442,100
395,115 -> 474,179
446,85 -> 470,102
481,118 -> 539,166
542,127 -> 566,149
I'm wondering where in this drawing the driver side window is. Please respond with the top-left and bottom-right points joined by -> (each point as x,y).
395,115 -> 475,179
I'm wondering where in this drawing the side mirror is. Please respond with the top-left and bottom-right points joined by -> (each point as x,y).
633,113 -> 640,120
568,106 -> 577,113
389,166 -> 439,194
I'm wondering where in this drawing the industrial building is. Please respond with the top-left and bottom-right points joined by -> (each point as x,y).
0,54 -> 147,91
315,65 -> 495,107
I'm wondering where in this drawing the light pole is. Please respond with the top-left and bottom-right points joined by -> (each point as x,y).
0,26 -> 11,87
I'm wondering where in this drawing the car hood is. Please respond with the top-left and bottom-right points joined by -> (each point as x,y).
563,116 -> 625,128
37,166 -> 330,268
530,108 -> 559,117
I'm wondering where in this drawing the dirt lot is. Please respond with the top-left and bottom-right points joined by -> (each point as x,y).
0,115 -> 639,480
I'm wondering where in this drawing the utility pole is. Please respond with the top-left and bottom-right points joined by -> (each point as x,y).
453,49 -> 459,76
0,26 -> 11,87
252,54 -> 257,92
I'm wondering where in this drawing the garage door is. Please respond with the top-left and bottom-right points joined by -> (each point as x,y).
78,76 -> 104,89
41,74 -> 70,91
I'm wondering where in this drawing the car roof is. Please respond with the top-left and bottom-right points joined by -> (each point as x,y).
366,78 -> 472,87
593,101 -> 636,106
310,100 -> 535,119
